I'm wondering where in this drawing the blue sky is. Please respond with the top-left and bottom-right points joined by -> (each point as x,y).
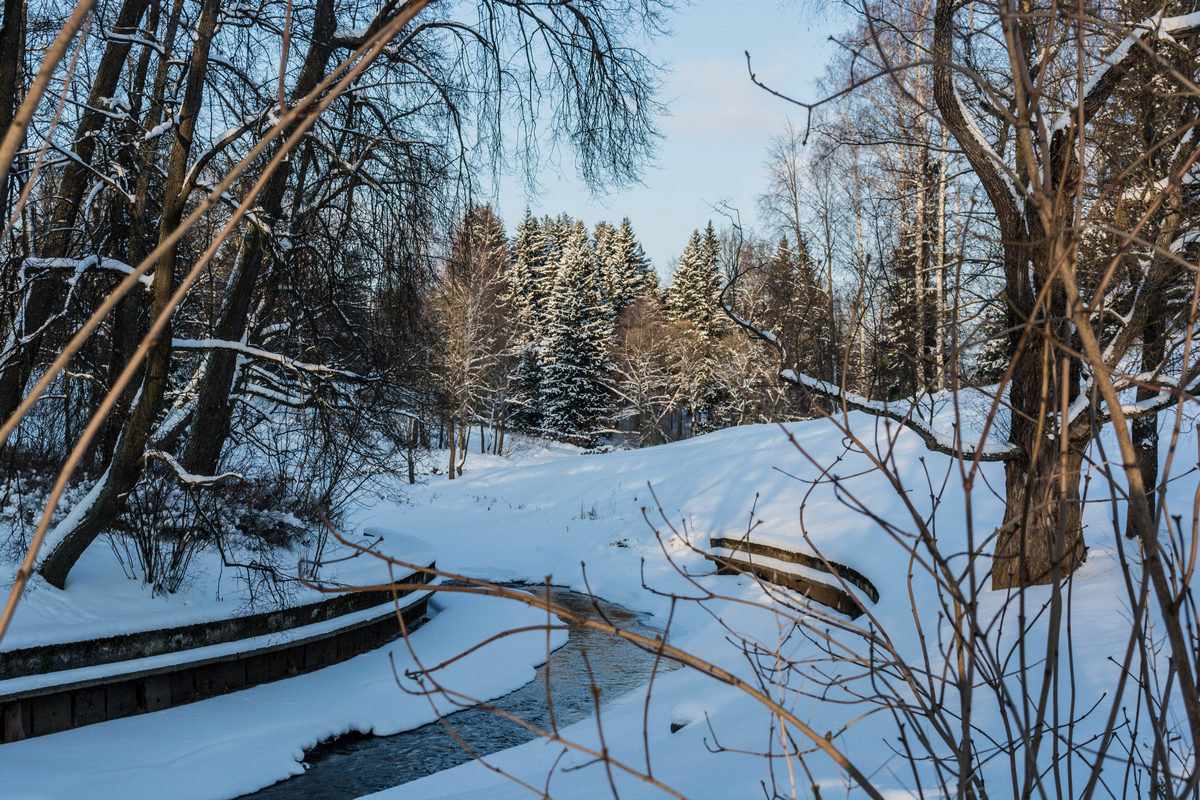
483,0 -> 844,282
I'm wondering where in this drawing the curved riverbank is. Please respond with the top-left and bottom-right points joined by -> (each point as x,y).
239,587 -> 675,800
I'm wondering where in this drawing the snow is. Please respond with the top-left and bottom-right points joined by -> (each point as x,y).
706,545 -> 876,604
171,338 -> 362,378
779,369 -> 1018,459
949,86 -> 1021,207
0,592 -> 430,696
20,256 -> 152,287
142,121 -> 172,141
1051,11 -> 1200,134
0,591 -> 567,800
28,464 -> 111,586
334,27 -> 369,42
2,414 -> 1195,799
142,449 -> 243,486
6,528 -> 434,652
341,419 -> 1191,800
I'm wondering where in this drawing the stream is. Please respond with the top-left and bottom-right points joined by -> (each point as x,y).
239,587 -> 674,799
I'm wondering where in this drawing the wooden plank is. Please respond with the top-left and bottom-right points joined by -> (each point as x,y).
0,588 -> 432,742
0,563 -> 435,679
709,537 -> 879,603
707,554 -> 867,619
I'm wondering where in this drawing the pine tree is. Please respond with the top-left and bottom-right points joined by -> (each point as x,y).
541,221 -> 613,438
700,221 -> 721,282
505,209 -> 552,429
699,222 -> 724,330
878,223 -> 934,399
762,234 -> 833,383
594,220 -> 620,305
541,213 -> 573,266
665,230 -> 702,322
665,223 -> 724,336
973,294 -> 1011,385
612,217 -> 656,312
506,209 -> 549,328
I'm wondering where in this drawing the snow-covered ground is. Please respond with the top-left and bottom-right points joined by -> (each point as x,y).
0,591 -> 567,800
0,530 -> 434,653
2,411 -> 1197,798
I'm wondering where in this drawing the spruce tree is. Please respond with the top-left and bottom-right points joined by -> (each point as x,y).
594,220 -> 620,305
506,209 -> 550,329
541,221 -> 613,438
506,209 -> 551,428
762,234 -> 833,382
612,217 -> 655,312
878,227 -> 929,399
666,223 -> 724,336
665,229 -> 702,322
698,221 -> 724,331
973,295 -> 1011,385
542,213 -> 573,266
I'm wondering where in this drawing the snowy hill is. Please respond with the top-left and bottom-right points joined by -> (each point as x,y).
355,413 -> 1186,799
3,413 -> 1194,799
362,415 -> 1002,618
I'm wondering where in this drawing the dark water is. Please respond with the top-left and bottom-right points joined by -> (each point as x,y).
239,587 -> 674,800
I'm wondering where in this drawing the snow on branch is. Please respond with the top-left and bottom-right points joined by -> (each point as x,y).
183,105 -> 274,195
1051,11 -> 1200,134
143,450 -> 243,487
1088,367 -> 1200,426
171,338 -> 365,380
953,88 -> 1022,208
21,256 -> 153,288
778,369 -> 1018,461
726,308 -> 1019,462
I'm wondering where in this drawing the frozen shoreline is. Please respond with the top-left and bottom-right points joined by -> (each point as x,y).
0,590 -> 567,800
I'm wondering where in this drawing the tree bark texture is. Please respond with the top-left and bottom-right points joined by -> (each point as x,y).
0,0 -> 25,206
993,448 -> 1088,588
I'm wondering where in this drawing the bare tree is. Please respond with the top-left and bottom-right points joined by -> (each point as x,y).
0,0 -> 671,594
737,0 -> 1200,596
434,204 -> 510,478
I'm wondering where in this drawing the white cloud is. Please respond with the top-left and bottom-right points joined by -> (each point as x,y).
661,57 -> 795,142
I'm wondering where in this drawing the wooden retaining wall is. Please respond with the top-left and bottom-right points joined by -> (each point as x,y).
0,567 -> 434,743
707,537 -> 878,619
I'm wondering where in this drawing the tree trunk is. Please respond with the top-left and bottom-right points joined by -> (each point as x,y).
934,129 -> 948,391
457,418 -> 469,476
990,217 -> 1088,590
406,419 -> 416,484
447,415 -> 456,480
95,0 -> 177,464
1130,299 -> 1164,535
932,0 -> 1090,590
181,0 -> 336,475
0,0 -> 25,207
913,147 -> 929,390
38,0 -> 220,588
993,448 -> 1088,589
0,0 -> 153,427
